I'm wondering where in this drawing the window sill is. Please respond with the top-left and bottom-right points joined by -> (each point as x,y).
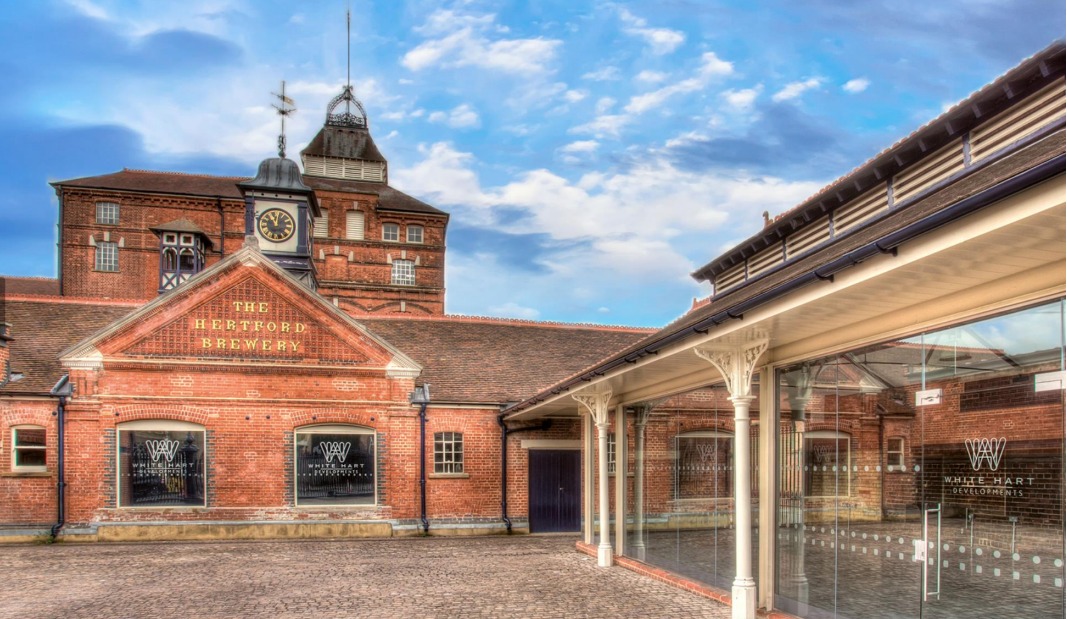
429,472 -> 469,479
92,269 -> 120,273
2,471 -> 52,477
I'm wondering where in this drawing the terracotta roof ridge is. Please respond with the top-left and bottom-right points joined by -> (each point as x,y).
357,313 -> 657,333
1,294 -> 144,307
121,168 -> 248,180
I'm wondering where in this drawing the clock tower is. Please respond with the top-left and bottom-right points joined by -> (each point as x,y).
238,155 -> 320,288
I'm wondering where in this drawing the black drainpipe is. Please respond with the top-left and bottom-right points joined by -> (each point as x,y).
216,197 -> 226,259
497,411 -> 551,533
50,375 -> 73,541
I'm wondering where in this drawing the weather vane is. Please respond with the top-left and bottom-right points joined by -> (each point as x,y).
272,81 -> 296,158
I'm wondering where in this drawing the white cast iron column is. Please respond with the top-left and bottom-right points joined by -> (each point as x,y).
574,390 -> 614,567
696,335 -> 768,619
630,402 -> 656,561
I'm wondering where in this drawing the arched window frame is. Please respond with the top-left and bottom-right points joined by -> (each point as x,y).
116,420 -> 206,508
294,424 -> 377,507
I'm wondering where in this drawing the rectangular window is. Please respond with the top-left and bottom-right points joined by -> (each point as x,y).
96,202 -> 119,225
95,241 -> 118,272
607,433 -> 616,474
805,432 -> 850,497
313,211 -> 329,238
295,428 -> 376,505
434,432 -> 464,474
346,211 -> 365,240
887,437 -> 905,471
407,225 -> 424,244
391,259 -> 415,286
117,429 -> 205,506
676,433 -> 732,499
382,223 -> 399,242
12,426 -> 47,471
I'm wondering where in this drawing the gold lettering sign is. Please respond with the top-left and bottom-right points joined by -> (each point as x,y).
191,302 -> 305,354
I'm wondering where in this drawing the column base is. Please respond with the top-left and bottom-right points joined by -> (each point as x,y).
732,579 -> 757,619
597,543 -> 613,567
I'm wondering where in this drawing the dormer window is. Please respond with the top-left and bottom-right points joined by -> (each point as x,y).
154,223 -> 209,293
96,202 -> 119,225
382,223 -> 400,242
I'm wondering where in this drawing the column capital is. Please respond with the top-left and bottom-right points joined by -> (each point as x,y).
630,397 -> 664,427
694,334 -> 768,399
572,390 -> 613,425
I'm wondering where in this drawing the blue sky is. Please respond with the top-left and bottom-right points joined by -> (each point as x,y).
0,1 -> 1062,327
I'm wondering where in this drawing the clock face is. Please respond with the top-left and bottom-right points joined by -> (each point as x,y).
257,208 -> 295,243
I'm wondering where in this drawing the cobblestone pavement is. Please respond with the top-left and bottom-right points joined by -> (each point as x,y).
0,535 -> 731,619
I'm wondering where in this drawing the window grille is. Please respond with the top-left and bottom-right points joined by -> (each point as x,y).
346,211 -> 365,240
96,241 -> 118,272
434,432 -> 464,474
607,434 -> 616,474
391,259 -> 415,286
96,202 -> 119,225
382,223 -> 400,242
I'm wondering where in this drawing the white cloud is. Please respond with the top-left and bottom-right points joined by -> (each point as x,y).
288,13 -> 305,25
429,104 -> 480,128
560,140 -> 599,154
65,0 -> 109,20
563,90 -> 588,103
569,114 -> 630,138
843,78 -> 871,93
619,8 -> 685,55
594,97 -> 616,115
722,86 -> 762,110
623,52 -> 733,115
772,77 -> 824,102
402,10 -> 561,74
582,66 -> 621,81
487,301 -> 541,320
636,70 -> 668,83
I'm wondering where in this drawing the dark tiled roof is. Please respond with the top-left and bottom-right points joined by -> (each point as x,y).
2,277 -> 60,296
53,169 -> 248,199
301,125 -> 386,163
358,316 -> 653,404
303,177 -> 448,217
0,300 -> 137,395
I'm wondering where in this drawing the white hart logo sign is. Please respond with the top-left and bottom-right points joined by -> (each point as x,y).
320,441 -> 352,463
964,437 -> 1007,472
145,439 -> 180,463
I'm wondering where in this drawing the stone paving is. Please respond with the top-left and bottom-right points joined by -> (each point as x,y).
0,535 -> 731,619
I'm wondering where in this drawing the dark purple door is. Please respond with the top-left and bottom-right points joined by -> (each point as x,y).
528,449 -> 581,533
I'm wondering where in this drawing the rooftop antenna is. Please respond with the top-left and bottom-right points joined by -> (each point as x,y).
272,80 -> 296,158
346,2 -> 352,115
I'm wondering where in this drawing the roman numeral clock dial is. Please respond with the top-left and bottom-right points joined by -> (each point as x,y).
257,208 -> 295,242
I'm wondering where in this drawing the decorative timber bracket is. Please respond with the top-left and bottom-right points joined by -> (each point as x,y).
693,332 -> 769,399
573,390 -> 613,426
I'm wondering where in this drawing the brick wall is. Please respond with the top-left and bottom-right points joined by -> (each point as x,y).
0,400 -> 58,526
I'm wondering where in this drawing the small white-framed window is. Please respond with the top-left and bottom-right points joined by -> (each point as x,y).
407,225 -> 424,244
434,432 -> 464,474
313,210 -> 329,238
295,425 -> 376,506
95,241 -> 118,272
11,425 -> 47,472
382,222 -> 400,242
887,437 -> 905,471
96,202 -> 119,225
162,232 -> 177,244
179,234 -> 194,246
805,430 -> 851,497
606,433 -> 616,474
346,210 -> 365,240
117,420 -> 205,507
391,259 -> 415,286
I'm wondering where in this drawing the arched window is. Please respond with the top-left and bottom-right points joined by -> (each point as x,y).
117,420 -> 205,507
294,425 -> 376,506
162,248 -> 178,271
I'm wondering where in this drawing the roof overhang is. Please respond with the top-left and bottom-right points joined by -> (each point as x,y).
505,169 -> 1065,421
